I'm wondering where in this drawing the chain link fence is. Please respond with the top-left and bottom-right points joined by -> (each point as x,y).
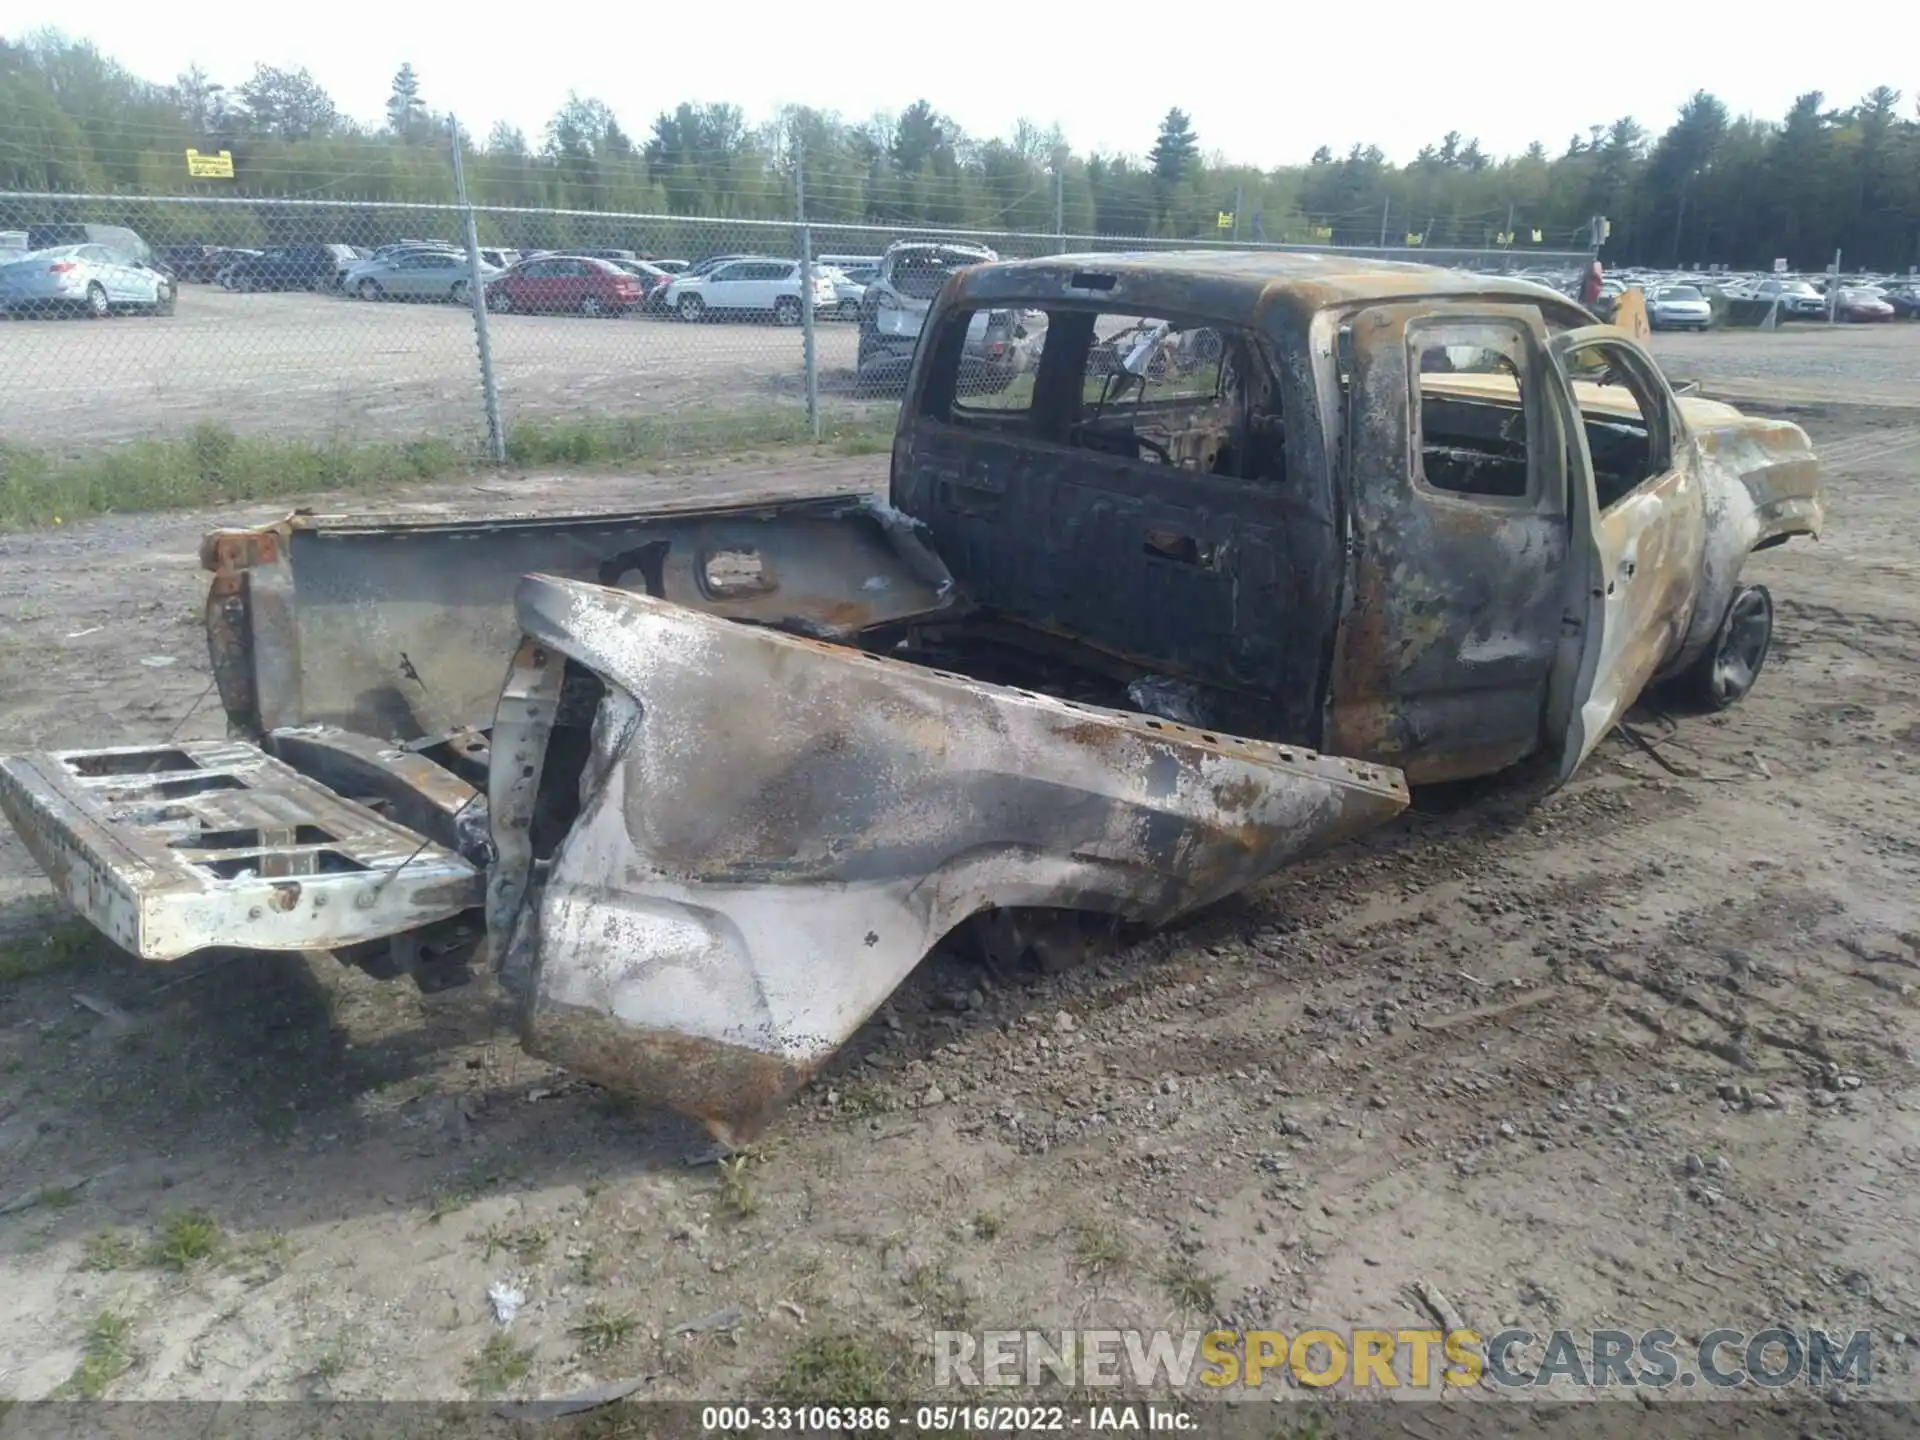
0,190 -> 1591,480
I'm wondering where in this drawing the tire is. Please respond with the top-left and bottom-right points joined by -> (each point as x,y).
357,279 -> 384,301
1665,583 -> 1773,713
677,293 -> 706,322
153,283 -> 177,317
84,283 -> 109,319
449,279 -> 470,305
488,288 -> 512,313
580,294 -> 606,318
773,296 -> 801,326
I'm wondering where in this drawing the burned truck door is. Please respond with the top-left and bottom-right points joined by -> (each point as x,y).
1544,328 -> 1706,779
1324,303 -> 1570,783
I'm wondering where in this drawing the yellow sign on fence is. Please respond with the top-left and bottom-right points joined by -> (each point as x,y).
186,149 -> 234,179
1216,211 -> 1234,230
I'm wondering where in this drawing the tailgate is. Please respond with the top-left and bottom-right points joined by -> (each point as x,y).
0,738 -> 483,961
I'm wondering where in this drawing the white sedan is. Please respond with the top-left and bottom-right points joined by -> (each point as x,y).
0,244 -> 176,318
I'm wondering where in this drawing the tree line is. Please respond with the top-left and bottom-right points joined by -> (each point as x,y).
3,32 -> 1918,270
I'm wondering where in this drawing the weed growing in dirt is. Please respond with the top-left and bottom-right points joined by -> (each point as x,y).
836,1081 -> 891,1118
146,1209 -> 222,1269
230,1230 -> 295,1280
60,1311 -> 134,1398
0,924 -> 100,983
1070,1219 -> 1127,1276
306,1326 -> 357,1383
477,1223 -> 551,1263
903,1261 -> 971,1328
37,1185 -> 79,1209
465,1333 -> 534,1395
717,1155 -> 760,1218
1160,1252 -> 1221,1315
770,1332 -> 910,1405
969,1211 -> 1004,1240
569,1303 -> 640,1357
79,1229 -> 139,1272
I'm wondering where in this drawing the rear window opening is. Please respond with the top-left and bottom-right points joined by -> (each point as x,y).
927,304 -> 1288,486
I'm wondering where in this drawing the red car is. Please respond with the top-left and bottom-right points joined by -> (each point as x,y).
1834,288 -> 1896,323
485,255 -> 644,316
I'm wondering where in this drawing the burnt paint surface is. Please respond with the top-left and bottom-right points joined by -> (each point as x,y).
200,494 -> 954,741
502,575 -> 1407,1144
1324,303 -> 1573,783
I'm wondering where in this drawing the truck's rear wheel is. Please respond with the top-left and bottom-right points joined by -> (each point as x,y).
1665,583 -> 1773,712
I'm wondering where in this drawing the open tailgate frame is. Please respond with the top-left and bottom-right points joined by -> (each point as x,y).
0,738 -> 483,961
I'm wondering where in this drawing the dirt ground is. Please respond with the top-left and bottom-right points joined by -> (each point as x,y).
1,332 -> 1918,1418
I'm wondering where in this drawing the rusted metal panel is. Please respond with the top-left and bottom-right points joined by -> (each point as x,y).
1323,303 -> 1571,784
199,495 -> 955,741
496,575 -> 1408,1145
0,741 -> 481,961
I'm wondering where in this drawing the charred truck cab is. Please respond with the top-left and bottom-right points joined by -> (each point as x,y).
0,254 -> 1823,1144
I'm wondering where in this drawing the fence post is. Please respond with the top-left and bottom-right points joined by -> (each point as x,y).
449,116 -> 506,465
796,133 -> 820,442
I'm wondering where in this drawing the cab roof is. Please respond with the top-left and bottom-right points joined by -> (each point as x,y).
949,248 -> 1596,326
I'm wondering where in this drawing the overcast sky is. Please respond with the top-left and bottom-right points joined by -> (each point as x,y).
17,0 -> 1911,164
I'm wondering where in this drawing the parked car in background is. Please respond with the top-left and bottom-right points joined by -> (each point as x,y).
486,255 -> 646,316
578,248 -> 639,264
345,248 -> 500,303
0,244 -> 176,318
857,240 -> 1006,388
1834,288 -> 1895,323
1742,277 -> 1826,318
825,263 -> 873,319
650,259 -> 690,274
1647,283 -> 1712,331
225,244 -> 358,292
664,258 -> 837,323
607,259 -> 678,312
156,244 -> 253,283
25,224 -> 155,266
1884,283 -> 1920,319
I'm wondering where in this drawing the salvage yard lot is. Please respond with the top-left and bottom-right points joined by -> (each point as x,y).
0,286 -> 862,450
0,329 -> 1918,1414
2,282 -> 1917,451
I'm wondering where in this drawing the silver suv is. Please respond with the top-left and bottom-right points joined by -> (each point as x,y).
856,240 -> 1031,394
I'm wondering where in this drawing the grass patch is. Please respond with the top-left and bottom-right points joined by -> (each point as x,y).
1160,1251 -> 1221,1314
146,1209 -> 222,1270
60,1310 -> 134,1398
0,923 -> 101,983
770,1331 -> 912,1406
568,1303 -> 640,1357
969,1211 -> 1004,1241
1070,1218 -> 1127,1276
79,1229 -> 140,1272
465,1332 -> 534,1396
37,1185 -> 80,1209
503,409 -> 893,471
0,408 -> 899,532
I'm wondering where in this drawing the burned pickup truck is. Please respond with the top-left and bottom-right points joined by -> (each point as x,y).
0,253 -> 1823,1143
